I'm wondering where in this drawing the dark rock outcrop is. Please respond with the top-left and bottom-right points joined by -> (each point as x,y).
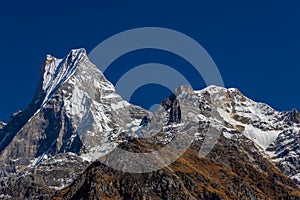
287,108 -> 300,124
161,94 -> 181,124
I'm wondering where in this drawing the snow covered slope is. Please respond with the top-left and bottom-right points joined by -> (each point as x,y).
178,85 -> 300,184
0,48 -> 150,174
192,85 -> 287,149
267,127 -> 300,183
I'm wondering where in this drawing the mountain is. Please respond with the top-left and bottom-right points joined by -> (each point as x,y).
0,48 -> 149,171
54,136 -> 300,200
0,48 -> 149,198
1,49 -> 300,199
54,85 -> 300,200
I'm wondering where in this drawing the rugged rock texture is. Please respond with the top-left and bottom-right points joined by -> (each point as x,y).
287,109 -> 300,124
0,153 -> 89,199
267,129 -> 300,184
54,135 -> 300,200
161,94 -> 181,124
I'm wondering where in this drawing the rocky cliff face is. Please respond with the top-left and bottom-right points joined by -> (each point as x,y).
267,128 -> 300,184
1,49 -> 300,199
161,94 -> 181,124
287,109 -> 300,124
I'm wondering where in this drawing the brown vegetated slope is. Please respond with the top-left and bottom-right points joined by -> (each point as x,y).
54,134 -> 300,200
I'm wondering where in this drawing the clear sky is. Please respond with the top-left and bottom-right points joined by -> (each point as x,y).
0,0 -> 300,122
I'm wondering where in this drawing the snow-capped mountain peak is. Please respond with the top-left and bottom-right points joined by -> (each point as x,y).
188,85 -> 292,150
41,48 -> 87,104
286,108 -> 300,124
0,48 -> 149,175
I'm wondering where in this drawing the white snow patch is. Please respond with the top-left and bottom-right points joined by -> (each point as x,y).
223,131 -> 233,139
80,142 -> 118,162
243,125 -> 280,149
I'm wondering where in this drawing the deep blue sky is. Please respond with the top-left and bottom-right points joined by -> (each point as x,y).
0,1 -> 300,122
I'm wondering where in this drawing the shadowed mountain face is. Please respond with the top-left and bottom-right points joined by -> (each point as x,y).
1,49 -> 300,199
287,109 -> 300,124
54,136 -> 300,200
